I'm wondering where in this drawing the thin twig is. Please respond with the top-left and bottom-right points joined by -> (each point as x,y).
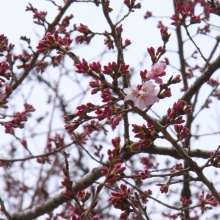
0,197 -> 12,220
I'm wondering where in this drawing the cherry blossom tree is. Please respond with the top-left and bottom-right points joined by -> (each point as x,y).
0,0 -> 220,219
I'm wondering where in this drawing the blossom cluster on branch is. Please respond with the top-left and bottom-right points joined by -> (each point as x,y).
0,0 -> 220,220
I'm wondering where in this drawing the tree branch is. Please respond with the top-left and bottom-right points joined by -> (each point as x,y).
11,142 -> 216,219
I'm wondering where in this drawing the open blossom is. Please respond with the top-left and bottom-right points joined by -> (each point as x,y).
147,62 -> 166,84
123,85 -> 139,104
124,81 -> 159,109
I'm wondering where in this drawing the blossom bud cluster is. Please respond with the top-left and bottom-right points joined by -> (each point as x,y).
64,58 -> 131,133
101,137 -> 127,185
104,62 -> 129,77
0,34 -> 8,55
158,87 -> 172,99
51,54 -> 63,67
36,31 -> 73,54
109,184 -> 131,210
172,163 -> 183,172
58,15 -> 73,34
3,103 -> 35,134
101,162 -> 126,186
61,177 -> 73,198
160,183 -> 169,194
96,105 -> 124,129
75,58 -> 129,79
0,62 -> 12,81
171,2 -> 201,26
35,60 -> 49,73
26,5 -> 47,25
166,100 -> 192,124
105,0 -> 113,13
167,100 -> 192,140
109,183 -> 152,218
180,196 -> 192,207
124,0 -> 141,11
144,11 -> 152,19
116,24 -> 123,37
47,133 -> 65,151
94,104 -> 114,119
75,23 -> 132,50
76,189 -> 91,204
174,124 -> 190,140
199,190 -> 218,214
64,123 -> 80,134
132,124 -> 158,142
160,26 -> 171,43
125,124 -> 159,152
207,78 -> 219,87
140,155 -> 158,169
147,23 -> 170,63
64,102 -> 123,138
36,156 -> 49,164
147,46 -> 165,64
76,102 -> 96,118
140,169 -> 149,180
123,39 -> 132,49
208,1 -> 220,17
104,33 -> 114,50
33,11 -> 73,71
101,88 -> 114,102
107,136 -> 122,164
21,139 -> 27,149
0,35 -> 14,108
207,79 -> 220,100
163,196 -> 193,218
75,23 -> 94,44
14,50 -> 33,70
65,120 -> 101,146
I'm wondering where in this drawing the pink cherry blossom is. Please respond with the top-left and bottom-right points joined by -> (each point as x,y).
147,62 -> 166,84
124,81 -> 159,109
137,81 -> 159,108
123,85 -> 139,103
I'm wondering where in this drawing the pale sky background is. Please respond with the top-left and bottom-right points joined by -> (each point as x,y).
0,0 -> 220,219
